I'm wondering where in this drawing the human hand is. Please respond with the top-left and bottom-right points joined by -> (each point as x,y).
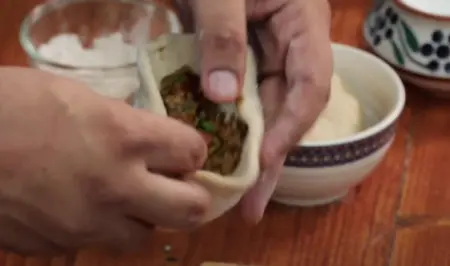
176,0 -> 333,223
0,67 -> 210,254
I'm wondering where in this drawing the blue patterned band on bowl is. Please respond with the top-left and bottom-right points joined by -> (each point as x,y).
284,124 -> 397,168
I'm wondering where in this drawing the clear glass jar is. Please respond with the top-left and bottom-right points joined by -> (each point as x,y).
19,0 -> 179,104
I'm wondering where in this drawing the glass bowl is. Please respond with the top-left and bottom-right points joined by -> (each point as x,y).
19,0 -> 181,102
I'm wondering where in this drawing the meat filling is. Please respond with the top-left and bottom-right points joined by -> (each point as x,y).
160,66 -> 248,175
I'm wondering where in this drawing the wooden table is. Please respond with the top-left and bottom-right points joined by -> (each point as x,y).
2,0 -> 450,265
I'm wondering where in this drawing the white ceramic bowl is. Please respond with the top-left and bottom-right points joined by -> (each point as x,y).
272,43 -> 406,207
363,0 -> 450,96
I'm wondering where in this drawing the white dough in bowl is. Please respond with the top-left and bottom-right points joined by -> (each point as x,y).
302,74 -> 362,143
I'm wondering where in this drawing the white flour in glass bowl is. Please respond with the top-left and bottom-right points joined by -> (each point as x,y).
38,32 -> 138,67
35,32 -> 140,100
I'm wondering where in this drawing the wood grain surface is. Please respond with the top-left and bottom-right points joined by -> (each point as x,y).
0,0 -> 449,265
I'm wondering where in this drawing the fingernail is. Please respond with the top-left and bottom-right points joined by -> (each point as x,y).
241,173 -> 270,224
208,70 -> 238,99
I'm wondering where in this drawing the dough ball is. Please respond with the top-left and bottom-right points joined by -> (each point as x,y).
302,74 -> 362,143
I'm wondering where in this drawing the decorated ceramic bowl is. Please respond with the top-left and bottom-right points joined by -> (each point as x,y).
363,0 -> 450,96
272,43 -> 405,207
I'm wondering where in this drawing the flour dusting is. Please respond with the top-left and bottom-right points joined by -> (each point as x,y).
38,32 -> 138,67
36,32 -> 139,100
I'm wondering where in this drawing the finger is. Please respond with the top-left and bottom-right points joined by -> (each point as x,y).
123,167 -> 211,230
263,4 -> 333,166
249,1 -> 302,74
241,0 -> 333,223
259,76 -> 286,130
242,38 -> 331,223
263,41 -> 332,164
122,108 -> 207,173
192,0 -> 247,102
241,156 -> 285,224
240,77 -> 285,224
263,0 -> 332,162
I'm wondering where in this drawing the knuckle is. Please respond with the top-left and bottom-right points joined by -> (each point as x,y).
89,104 -> 129,155
202,27 -> 246,57
302,74 -> 331,104
81,174 -> 130,208
188,196 -> 210,220
166,125 -> 208,169
284,103 -> 306,127
170,194 -> 209,229
285,72 -> 332,131
246,0 -> 288,19
97,184 -> 130,208
189,135 -> 208,168
271,6 -> 303,48
295,61 -> 333,113
189,198 -> 209,216
301,78 -> 331,118
158,130 -> 207,172
317,84 -> 331,108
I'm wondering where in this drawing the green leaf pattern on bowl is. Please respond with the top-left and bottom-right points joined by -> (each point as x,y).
364,3 -> 450,76
400,21 -> 420,53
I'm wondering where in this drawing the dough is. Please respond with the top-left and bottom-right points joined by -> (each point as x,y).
139,34 -> 264,223
302,74 -> 362,143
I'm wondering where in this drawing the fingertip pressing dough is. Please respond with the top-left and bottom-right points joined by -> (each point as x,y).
302,74 -> 362,143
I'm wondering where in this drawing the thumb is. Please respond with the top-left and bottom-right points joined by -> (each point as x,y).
192,0 -> 247,103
